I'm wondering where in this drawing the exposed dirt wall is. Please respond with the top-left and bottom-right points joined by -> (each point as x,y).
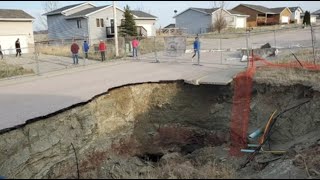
0,81 -> 319,179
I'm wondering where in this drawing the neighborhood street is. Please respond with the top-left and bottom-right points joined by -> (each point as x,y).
0,54 -> 246,132
0,26 -> 318,132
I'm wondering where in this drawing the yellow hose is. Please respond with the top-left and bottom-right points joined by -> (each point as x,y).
260,110 -> 277,144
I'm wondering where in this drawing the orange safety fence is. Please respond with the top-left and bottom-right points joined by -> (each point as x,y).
229,54 -> 256,157
229,51 -> 320,157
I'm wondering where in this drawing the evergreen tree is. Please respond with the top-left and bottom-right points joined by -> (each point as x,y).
119,5 -> 138,37
303,11 -> 311,26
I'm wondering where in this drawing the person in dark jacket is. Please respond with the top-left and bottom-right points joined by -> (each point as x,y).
15,38 -> 21,57
71,41 -> 80,64
83,40 -> 89,59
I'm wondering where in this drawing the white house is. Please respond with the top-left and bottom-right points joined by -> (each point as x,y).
289,7 -> 303,24
130,10 -> 157,37
173,7 -> 249,34
0,9 -> 34,54
44,2 -> 158,43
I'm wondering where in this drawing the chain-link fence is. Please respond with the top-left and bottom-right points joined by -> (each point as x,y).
1,24 -> 320,80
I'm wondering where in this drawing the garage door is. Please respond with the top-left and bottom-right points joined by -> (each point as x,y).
281,16 -> 289,24
0,35 -> 28,55
236,17 -> 246,28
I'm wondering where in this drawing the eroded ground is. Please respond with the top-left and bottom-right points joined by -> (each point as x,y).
0,67 -> 320,179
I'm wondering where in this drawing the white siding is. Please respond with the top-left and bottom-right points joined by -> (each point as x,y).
212,9 -> 234,28
291,10 -> 302,24
87,8 -> 124,43
134,19 -> 157,36
0,21 -> 34,54
175,9 -> 211,34
47,15 -> 88,40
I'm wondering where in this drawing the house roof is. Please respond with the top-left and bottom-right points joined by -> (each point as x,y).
130,10 -> 157,19
163,23 -> 175,28
239,4 -> 275,14
44,3 -> 84,16
312,9 -> 320,15
228,9 -> 249,16
289,7 -> 303,13
65,5 -> 110,19
191,8 -> 219,14
270,7 -> 287,14
0,9 -> 34,19
173,7 -> 220,18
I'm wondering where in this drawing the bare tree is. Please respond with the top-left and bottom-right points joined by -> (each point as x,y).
210,1 -> 228,33
36,1 -> 60,30
213,1 -> 227,9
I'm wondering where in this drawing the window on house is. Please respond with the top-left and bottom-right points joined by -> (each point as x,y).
77,19 -> 82,28
100,18 -> 104,27
96,18 -> 100,27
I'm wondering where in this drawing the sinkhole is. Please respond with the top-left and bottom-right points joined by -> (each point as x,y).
0,81 -> 319,179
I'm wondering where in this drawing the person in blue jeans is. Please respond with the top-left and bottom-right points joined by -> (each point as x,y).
132,37 -> 139,59
83,40 -> 89,59
192,37 -> 200,64
71,41 -> 79,64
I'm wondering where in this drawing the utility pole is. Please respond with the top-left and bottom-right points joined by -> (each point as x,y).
113,1 -> 119,57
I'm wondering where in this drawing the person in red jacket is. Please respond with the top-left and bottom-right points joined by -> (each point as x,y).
70,40 -> 80,64
132,37 -> 139,59
99,40 -> 106,61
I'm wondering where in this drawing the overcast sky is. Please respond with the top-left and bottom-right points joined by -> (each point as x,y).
1,1 -> 319,30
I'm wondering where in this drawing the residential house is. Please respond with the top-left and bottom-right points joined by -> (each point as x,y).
270,7 -> 292,24
44,2 -> 123,43
44,2 -> 157,44
173,7 -> 249,34
232,4 -> 277,27
289,7 -> 303,24
313,9 -> 320,19
0,9 -> 34,54
130,10 -> 158,37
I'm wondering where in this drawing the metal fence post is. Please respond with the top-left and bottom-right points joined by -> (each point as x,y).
246,31 -> 249,69
311,24 -> 316,64
5,52 -> 8,78
154,36 -> 159,63
273,29 -> 277,48
220,33 -> 222,64
34,44 -> 40,75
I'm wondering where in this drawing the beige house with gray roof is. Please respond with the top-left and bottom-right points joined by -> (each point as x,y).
0,9 -> 34,54
130,10 -> 158,37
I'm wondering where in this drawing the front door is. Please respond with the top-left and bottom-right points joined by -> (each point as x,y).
110,19 -> 114,34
